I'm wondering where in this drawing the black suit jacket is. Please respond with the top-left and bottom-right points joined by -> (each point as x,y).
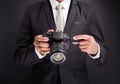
14,0 -> 109,84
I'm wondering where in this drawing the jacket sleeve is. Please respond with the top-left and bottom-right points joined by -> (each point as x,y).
86,6 -> 110,66
14,7 -> 50,66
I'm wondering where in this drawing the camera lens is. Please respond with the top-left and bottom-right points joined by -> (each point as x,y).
50,52 -> 66,64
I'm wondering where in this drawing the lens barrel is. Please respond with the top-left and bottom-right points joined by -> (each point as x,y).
50,52 -> 66,64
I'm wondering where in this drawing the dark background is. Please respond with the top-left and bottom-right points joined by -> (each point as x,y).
0,0 -> 120,84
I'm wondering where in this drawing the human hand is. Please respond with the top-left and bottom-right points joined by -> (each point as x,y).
73,35 -> 98,56
33,29 -> 54,56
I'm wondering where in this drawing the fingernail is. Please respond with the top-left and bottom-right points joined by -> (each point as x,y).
73,37 -> 77,40
72,42 -> 78,44
73,36 -> 75,39
45,37 -> 49,40
72,42 -> 75,44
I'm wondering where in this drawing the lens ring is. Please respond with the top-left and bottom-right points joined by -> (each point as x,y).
50,52 -> 66,64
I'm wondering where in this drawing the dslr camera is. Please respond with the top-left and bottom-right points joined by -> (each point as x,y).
44,31 -> 70,64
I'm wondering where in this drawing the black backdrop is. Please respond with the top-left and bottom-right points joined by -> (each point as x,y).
0,0 -> 120,84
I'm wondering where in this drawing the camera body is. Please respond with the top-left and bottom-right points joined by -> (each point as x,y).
44,31 -> 70,64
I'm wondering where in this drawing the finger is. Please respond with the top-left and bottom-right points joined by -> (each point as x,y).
38,42 -> 50,48
72,42 -> 79,45
39,47 -> 50,51
40,51 -> 50,55
36,47 -> 50,54
35,35 -> 49,42
47,29 -> 54,33
36,48 -> 50,55
80,48 -> 88,53
79,40 -> 90,46
34,42 -> 50,54
35,35 -> 43,40
36,37 -> 49,42
34,41 -> 49,49
34,40 -> 38,47
72,40 -> 89,45
79,45 -> 88,49
73,35 -> 91,41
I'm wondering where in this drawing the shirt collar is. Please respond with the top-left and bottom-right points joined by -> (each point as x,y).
49,0 -> 71,9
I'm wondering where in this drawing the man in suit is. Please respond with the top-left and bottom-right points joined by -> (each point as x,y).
14,0 -> 109,84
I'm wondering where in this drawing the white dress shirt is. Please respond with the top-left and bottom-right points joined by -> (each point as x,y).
35,0 -> 100,59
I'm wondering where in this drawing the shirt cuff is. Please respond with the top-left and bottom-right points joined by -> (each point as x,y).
88,43 -> 100,59
35,48 -> 46,59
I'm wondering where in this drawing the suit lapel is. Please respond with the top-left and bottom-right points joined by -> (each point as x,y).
43,0 -> 56,30
64,0 -> 78,34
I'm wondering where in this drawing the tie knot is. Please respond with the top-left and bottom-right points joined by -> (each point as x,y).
56,4 -> 64,10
